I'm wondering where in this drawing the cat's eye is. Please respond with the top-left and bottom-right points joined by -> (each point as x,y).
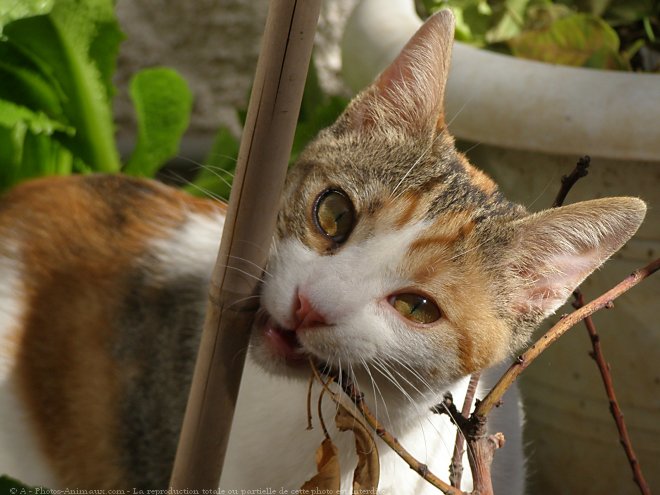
313,189 -> 355,244
388,293 -> 442,324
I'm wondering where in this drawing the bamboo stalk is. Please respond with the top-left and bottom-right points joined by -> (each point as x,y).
170,1 -> 322,489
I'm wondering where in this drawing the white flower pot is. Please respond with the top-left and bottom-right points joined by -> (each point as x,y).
342,1 -> 660,493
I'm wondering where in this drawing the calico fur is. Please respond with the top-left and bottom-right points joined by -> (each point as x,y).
0,9 -> 646,495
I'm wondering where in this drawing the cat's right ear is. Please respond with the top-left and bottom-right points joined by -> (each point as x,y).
505,197 -> 646,322
339,9 -> 455,134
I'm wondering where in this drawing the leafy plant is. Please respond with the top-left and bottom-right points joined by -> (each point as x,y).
0,0 -> 192,193
0,0 -> 349,200
419,0 -> 659,71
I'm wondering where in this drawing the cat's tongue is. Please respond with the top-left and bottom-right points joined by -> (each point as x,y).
263,318 -> 306,363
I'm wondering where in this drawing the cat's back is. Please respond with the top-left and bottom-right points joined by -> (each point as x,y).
0,174 -> 225,489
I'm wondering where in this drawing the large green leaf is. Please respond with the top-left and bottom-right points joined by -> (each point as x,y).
124,67 -> 193,177
2,0 -> 122,171
0,52 -> 64,118
508,13 -> 629,69
0,0 -> 54,32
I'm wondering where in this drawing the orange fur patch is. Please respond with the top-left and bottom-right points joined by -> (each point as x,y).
1,175 -> 223,488
464,162 -> 498,196
391,194 -> 420,230
400,207 -> 509,374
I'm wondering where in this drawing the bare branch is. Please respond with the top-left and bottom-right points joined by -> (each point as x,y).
474,256 -> 660,419
554,156 -> 650,494
552,155 -> 590,208
450,373 -> 481,489
573,291 -> 651,495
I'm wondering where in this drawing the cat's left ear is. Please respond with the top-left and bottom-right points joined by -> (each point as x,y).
341,9 -> 455,133
506,197 -> 646,320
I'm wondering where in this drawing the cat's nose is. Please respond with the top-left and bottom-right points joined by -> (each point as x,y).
293,292 -> 327,330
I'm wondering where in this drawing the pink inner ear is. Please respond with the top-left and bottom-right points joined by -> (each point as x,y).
515,250 -> 601,317
347,10 -> 454,133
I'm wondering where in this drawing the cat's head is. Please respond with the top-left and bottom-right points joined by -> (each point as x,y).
250,11 -> 646,393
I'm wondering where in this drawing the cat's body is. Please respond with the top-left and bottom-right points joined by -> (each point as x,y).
0,175 -> 522,493
0,10 -> 646,494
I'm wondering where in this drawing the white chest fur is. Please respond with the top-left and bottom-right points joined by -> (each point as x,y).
0,247 -> 58,488
221,357 -> 525,494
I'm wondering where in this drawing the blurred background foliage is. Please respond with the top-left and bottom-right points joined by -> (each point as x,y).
0,0 -> 348,201
418,0 -> 659,71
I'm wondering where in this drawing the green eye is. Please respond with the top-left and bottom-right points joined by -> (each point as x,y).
388,293 -> 442,324
313,189 -> 355,243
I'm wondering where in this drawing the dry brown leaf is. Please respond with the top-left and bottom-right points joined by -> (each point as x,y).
335,403 -> 380,494
300,436 -> 341,494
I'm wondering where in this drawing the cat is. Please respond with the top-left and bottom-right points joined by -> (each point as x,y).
0,10 -> 646,495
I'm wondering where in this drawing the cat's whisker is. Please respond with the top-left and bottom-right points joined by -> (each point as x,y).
359,357 -> 393,431
163,170 -> 227,203
371,358 -> 422,419
388,355 -> 438,398
445,93 -> 476,130
167,157 -> 235,196
375,359 -> 435,463
448,228 -> 504,263
205,154 -> 238,167
225,294 -> 262,311
189,162 -> 236,190
390,125 -> 449,201
380,359 -> 428,402
214,264 -> 266,284
525,168 -> 559,210
232,238 -> 273,257
461,140 -> 482,155
226,254 -> 274,278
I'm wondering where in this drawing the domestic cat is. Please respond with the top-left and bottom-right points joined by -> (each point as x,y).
0,10 -> 646,495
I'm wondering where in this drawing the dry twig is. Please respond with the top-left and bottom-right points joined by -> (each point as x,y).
554,156 -> 650,495
552,155 -> 590,208
572,291 -> 651,495
474,256 -> 660,420
449,373 -> 481,489
309,362 -> 465,495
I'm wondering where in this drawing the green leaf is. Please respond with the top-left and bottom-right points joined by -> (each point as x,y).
0,100 -> 74,192
124,67 -> 193,178
508,13 -> 630,69
0,0 -> 55,32
2,0 -> 122,171
0,50 -> 64,118
486,0 -> 530,44
448,0 -> 494,45
0,99 -> 72,136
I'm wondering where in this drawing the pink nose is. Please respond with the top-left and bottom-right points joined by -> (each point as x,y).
294,292 -> 327,330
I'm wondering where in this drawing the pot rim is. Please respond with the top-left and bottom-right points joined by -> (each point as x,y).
341,0 -> 660,162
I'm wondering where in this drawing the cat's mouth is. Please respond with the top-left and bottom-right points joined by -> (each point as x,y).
255,311 -> 309,366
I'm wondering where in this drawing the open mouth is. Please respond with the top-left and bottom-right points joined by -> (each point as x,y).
257,312 -> 308,364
